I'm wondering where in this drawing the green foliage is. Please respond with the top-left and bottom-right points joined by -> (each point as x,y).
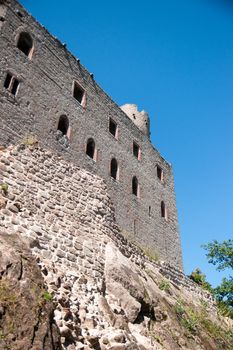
215,277 -> 233,318
189,268 -> 213,293
42,290 -> 53,302
217,300 -> 233,319
180,316 -> 198,335
174,300 -> 198,335
215,277 -> 233,303
174,299 -> 233,346
159,279 -> 170,292
202,239 -> 233,319
202,239 -> 233,271
0,183 -> 8,194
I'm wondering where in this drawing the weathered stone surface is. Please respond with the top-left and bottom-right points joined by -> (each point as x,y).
0,233 -> 61,350
0,145 -> 232,350
105,244 -> 142,322
0,0 -> 183,270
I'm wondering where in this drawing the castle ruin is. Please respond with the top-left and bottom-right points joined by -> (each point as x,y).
0,0 -> 182,269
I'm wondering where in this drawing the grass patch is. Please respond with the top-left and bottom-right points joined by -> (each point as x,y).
174,298 -> 233,347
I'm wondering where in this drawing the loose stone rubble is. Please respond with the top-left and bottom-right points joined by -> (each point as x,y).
0,144 -> 232,350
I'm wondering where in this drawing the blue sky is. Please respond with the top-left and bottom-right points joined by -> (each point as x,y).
20,0 -> 233,286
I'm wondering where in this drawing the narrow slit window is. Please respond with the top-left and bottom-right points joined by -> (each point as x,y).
109,118 -> 117,138
157,166 -> 163,181
133,141 -> 140,160
57,115 -> 69,136
161,201 -> 167,220
17,32 -> 33,57
86,138 -> 96,160
132,176 -> 139,197
133,219 -> 137,234
4,73 -> 12,89
110,158 -> 118,180
73,81 -> 85,105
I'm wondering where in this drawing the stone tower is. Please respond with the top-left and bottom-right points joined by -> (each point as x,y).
121,104 -> 150,138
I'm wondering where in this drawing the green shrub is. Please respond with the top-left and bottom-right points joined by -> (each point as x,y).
159,279 -> 170,292
189,268 -> 213,293
42,290 -> 53,302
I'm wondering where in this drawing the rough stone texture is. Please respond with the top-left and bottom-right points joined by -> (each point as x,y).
1,144 -> 232,350
0,0 -> 182,269
0,233 -> 61,350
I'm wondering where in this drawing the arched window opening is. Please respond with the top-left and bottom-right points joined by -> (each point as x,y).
57,115 -> 69,136
17,32 -> 33,57
86,138 -> 96,160
132,176 -> 139,197
161,201 -> 167,220
110,158 -> 118,180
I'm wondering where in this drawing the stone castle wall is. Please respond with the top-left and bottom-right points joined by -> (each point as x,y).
0,145 -> 216,349
0,145 -> 212,302
0,0 -> 182,268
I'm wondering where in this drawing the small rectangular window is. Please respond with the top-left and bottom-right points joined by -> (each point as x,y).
3,73 -> 20,97
73,81 -> 85,106
4,73 -> 12,89
133,141 -> 141,160
109,118 -> 118,138
157,166 -> 163,181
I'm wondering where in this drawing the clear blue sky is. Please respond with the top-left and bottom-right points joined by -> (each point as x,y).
20,0 -> 233,287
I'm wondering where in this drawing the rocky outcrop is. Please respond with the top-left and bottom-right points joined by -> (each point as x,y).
0,144 -> 233,350
0,233 -> 61,350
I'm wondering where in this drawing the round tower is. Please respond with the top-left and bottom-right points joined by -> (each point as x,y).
120,104 -> 150,138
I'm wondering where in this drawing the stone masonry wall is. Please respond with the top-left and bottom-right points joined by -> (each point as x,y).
0,145 -> 213,299
0,145 -> 218,349
0,0 -> 182,268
